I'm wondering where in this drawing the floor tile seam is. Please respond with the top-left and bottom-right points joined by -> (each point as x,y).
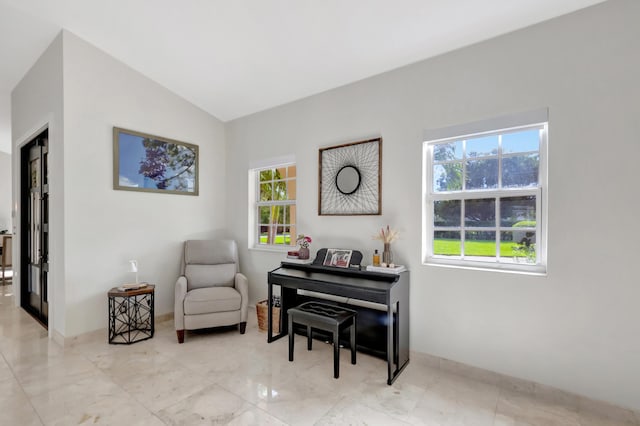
22,367 -> 119,402
27,399 -> 46,426
87,350 -> 175,377
122,381 -> 178,415
213,379 -> 260,408
0,349 -> 19,382
16,364 -> 104,392
125,387 -> 180,425
495,385 -> 527,410
243,399 -> 293,426
18,376 -> 48,426
214,374 -> 334,418
380,405 -> 426,426
337,390 -> 417,425
170,356 -> 225,383
146,381 -> 228,415
490,389 -> 500,425
0,351 -> 46,426
148,410 -> 170,425
310,395 -> 353,426
0,347 -> 46,422
40,374 -> 161,426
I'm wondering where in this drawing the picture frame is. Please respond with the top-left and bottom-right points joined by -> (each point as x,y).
318,137 -> 381,215
113,127 -> 199,195
323,249 -> 353,268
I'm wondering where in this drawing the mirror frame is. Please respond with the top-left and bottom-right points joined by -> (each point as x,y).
335,165 -> 361,195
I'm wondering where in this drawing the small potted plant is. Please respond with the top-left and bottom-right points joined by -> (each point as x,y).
296,234 -> 312,259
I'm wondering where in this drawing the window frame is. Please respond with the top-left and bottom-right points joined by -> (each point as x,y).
248,159 -> 297,251
423,120 -> 548,274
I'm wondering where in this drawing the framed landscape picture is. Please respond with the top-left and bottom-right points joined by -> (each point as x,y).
113,127 -> 199,195
323,249 -> 353,268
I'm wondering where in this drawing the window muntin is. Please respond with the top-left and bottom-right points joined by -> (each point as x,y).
255,164 -> 296,247
425,124 -> 546,272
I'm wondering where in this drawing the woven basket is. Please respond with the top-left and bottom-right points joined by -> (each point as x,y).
256,299 -> 280,333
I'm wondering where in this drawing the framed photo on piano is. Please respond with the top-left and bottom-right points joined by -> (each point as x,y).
323,249 -> 353,268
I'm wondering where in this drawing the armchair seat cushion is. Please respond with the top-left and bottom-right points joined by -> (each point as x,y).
184,286 -> 241,315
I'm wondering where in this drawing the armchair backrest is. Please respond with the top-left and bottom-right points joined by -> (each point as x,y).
182,240 -> 239,291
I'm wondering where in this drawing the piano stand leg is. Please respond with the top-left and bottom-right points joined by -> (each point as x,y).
288,314 -> 294,362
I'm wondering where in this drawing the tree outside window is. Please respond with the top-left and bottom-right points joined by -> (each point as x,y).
257,165 -> 296,246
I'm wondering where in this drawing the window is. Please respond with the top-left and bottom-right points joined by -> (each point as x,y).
250,162 -> 296,249
423,116 -> 547,273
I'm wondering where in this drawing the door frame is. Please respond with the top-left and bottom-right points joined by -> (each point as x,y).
20,129 -> 49,327
11,118 -> 56,340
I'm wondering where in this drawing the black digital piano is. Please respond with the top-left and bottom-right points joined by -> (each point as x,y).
267,249 -> 410,385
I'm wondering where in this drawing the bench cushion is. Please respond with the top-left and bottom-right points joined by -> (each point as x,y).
288,302 -> 356,327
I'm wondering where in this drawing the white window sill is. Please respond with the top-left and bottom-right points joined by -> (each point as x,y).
423,258 -> 547,276
249,246 -> 293,253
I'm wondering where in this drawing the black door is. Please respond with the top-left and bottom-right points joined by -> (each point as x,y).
21,129 -> 49,327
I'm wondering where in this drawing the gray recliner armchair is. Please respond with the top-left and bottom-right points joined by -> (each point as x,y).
175,239 -> 248,343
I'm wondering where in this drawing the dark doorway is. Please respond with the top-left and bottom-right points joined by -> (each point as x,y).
20,129 -> 49,327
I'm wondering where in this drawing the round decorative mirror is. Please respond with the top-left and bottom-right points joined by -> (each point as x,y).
335,165 -> 361,195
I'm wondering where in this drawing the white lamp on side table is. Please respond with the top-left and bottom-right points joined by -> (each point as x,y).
117,260 -> 145,291
128,259 -> 138,284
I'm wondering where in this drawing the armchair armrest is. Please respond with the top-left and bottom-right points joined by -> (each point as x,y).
174,276 -> 188,330
235,272 -> 249,322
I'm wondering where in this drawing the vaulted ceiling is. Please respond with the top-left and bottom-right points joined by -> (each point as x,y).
0,0 -> 605,124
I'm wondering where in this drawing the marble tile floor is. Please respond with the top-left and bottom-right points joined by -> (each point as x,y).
0,284 -> 638,425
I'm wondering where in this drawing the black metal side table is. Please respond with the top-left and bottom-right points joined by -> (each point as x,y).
108,284 -> 155,344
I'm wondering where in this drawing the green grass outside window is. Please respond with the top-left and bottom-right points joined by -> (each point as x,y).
259,234 -> 292,245
434,238 -> 532,257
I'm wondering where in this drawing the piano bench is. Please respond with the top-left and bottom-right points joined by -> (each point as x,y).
287,301 -> 357,379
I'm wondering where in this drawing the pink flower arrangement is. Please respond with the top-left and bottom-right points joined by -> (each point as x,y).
297,234 -> 312,249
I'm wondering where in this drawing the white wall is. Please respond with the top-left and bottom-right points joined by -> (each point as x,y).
0,91 -> 11,154
61,31 -> 227,336
226,0 -> 640,411
0,152 -> 11,232
12,33 -> 65,335
12,31 -> 227,338
1,91 -> 13,233
0,92 -> 11,232
0,91 -> 11,232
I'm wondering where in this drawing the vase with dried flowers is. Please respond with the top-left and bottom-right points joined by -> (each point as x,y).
373,225 -> 399,265
296,234 -> 312,259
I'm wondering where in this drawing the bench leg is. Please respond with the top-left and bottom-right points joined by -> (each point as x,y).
307,326 -> 312,350
350,320 -> 357,365
333,327 -> 340,379
288,315 -> 294,362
